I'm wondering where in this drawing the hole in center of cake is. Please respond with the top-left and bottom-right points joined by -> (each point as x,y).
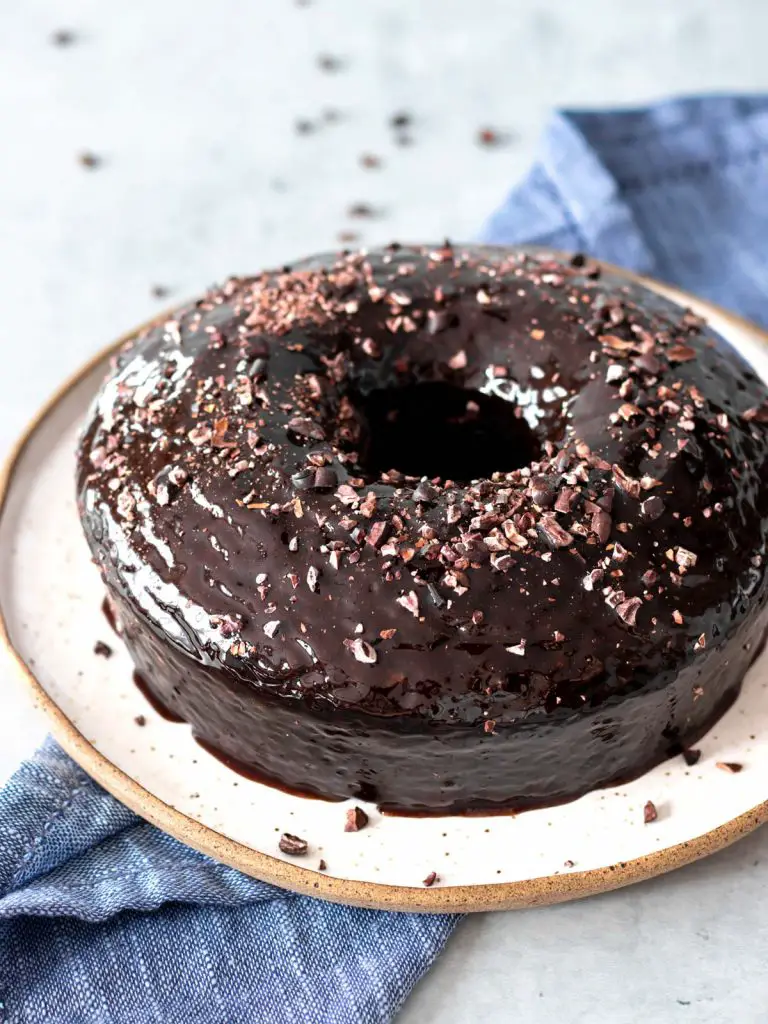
359,382 -> 540,483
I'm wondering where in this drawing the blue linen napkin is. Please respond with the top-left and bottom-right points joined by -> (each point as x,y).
2,94 -> 768,1024
483,94 -> 768,327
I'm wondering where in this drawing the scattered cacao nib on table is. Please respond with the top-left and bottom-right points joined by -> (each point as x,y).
388,111 -> 414,147
715,762 -> 743,774
422,871 -> 439,887
51,29 -> 76,46
476,127 -> 511,147
93,640 -> 113,658
77,151 -> 101,170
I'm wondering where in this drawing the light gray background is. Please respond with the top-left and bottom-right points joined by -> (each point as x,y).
2,2 -> 768,1021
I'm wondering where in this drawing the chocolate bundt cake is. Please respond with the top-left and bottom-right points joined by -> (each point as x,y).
77,245 -> 768,812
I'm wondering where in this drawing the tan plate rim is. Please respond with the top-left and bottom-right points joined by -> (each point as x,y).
2,261 -> 768,913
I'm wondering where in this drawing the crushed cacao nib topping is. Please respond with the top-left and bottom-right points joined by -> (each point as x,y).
640,495 -> 664,521
396,591 -> 420,617
615,597 -> 643,627
412,480 -> 438,504
210,613 -> 244,638
675,547 -> 698,570
743,401 -> 768,423
583,568 -> 604,592
345,637 -> 378,664
538,516 -> 573,549
593,509 -> 618,544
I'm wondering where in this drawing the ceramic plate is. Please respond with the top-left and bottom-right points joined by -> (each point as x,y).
2,266 -> 768,913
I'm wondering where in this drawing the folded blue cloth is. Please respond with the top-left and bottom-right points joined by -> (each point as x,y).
3,94 -> 768,1024
484,94 -> 768,327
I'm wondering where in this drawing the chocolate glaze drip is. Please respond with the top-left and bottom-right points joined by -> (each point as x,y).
76,245 -> 768,812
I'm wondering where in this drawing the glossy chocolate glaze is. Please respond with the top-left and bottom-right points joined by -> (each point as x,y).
77,245 -> 768,812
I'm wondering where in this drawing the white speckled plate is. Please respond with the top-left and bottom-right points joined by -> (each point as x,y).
2,266 -> 768,912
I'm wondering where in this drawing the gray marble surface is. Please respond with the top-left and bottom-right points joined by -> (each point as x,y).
2,1 -> 768,1021
404,827 -> 768,1023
